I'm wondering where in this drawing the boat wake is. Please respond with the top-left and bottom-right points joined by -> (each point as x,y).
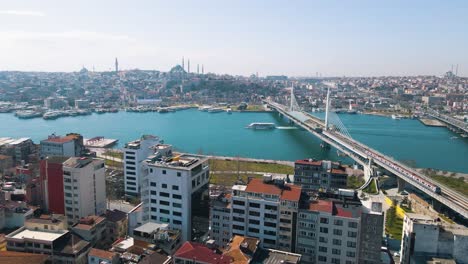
276,126 -> 298,130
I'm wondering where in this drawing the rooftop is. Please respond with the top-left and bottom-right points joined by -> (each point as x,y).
63,157 -> 102,168
0,251 -> 50,264
242,178 -> 302,201
26,214 -> 66,225
41,135 -> 75,143
89,248 -> 118,260
252,248 -> 302,264
144,154 -> 208,170
307,199 -> 362,218
175,242 -> 231,264
134,222 -> 169,234
73,215 -> 106,230
223,235 -> 259,264
7,226 -> 68,242
295,159 -> 322,166
105,209 -> 127,222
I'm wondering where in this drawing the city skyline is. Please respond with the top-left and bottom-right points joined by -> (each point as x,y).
0,0 -> 467,76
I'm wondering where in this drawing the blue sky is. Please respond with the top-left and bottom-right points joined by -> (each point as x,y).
0,0 -> 467,76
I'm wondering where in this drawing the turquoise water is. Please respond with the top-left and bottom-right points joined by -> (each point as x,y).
0,109 -> 466,172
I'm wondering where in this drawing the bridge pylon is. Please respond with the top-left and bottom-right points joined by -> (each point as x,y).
324,87 -> 330,131
363,158 -> 375,181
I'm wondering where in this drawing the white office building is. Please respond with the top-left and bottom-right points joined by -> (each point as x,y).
140,149 -> 209,242
62,157 -> 106,225
123,135 -> 161,197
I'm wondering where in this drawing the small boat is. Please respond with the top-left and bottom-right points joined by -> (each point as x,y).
226,108 -> 232,114
391,114 -> 401,120
15,110 -> 42,119
198,106 -> 211,112
43,111 -> 63,120
246,122 -> 276,130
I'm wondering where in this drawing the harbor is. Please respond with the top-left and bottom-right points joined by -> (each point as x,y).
419,118 -> 446,127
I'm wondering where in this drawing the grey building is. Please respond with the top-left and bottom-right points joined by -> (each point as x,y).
294,159 -> 348,193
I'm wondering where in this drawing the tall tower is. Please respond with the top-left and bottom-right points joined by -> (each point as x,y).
202,65 -> 204,74
115,58 -> 119,72
197,64 -> 199,74
182,56 -> 185,71
325,87 -> 331,130
188,59 -> 190,73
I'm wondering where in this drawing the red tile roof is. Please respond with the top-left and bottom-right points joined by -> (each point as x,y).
175,242 -> 232,264
295,159 -> 322,166
281,184 -> 302,201
89,248 -> 117,260
331,168 -> 346,174
335,207 -> 353,218
308,200 -> 333,214
245,178 -> 282,196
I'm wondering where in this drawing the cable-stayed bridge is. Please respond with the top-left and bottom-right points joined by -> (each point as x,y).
264,86 -> 468,219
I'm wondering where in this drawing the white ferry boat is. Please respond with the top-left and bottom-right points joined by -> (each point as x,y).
208,107 -> 224,113
247,122 -> 276,130
391,114 -> 401,120
15,110 -> 42,119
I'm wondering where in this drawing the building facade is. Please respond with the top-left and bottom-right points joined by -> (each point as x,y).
62,157 -> 106,225
40,133 -> 86,158
140,151 -> 210,241
39,156 -> 69,214
294,159 -> 348,193
123,135 -> 161,197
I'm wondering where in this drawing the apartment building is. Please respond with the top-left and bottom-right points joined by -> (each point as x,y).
209,191 -> 232,248
295,197 -> 383,264
39,156 -> 69,214
229,175 -> 302,251
140,149 -> 209,241
123,135 -> 161,197
40,133 -> 86,158
62,157 -> 106,225
294,159 -> 348,193
400,213 -> 468,264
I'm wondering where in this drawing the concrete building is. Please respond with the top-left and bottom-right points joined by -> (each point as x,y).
39,156 -> 69,214
74,99 -> 90,109
44,97 -> 68,109
140,149 -> 210,241
123,135 -> 161,197
0,200 -> 34,230
132,222 -> 182,255
62,157 -> 106,225
40,133 -> 86,158
105,209 -> 128,246
228,175 -> 302,251
294,159 -> 348,193
400,213 -> 468,264
5,218 -> 90,264
296,197 -> 383,264
0,137 -> 35,164
71,215 -> 107,248
0,154 -> 13,174
88,248 -> 119,264
209,190 -> 232,248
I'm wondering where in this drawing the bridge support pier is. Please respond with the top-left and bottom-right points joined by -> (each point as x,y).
397,178 -> 406,193
363,159 -> 375,181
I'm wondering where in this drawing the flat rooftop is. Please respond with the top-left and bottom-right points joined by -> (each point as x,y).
8,228 -> 68,242
253,248 -> 301,264
63,157 -> 102,168
134,222 -> 169,234
144,154 -> 207,170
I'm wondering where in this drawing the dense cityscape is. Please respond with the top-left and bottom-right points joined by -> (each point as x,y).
1,1 -> 468,264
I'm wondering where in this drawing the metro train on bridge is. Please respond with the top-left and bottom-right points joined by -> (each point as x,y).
364,150 -> 441,194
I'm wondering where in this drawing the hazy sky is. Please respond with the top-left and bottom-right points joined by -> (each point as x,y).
0,0 -> 467,76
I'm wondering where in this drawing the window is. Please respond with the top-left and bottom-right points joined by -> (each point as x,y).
319,237 -> 328,243
150,182 -> 156,187
264,239 -> 276,245
151,207 -> 157,212
249,202 -> 260,208
265,205 -> 277,211
150,190 -> 157,195
173,220 -> 182,225
318,246 -> 327,253
160,209 -> 170,214
172,185 -> 179,190
160,192 -> 170,197
264,222 -> 276,228
264,213 -> 277,219
173,203 -> 182,208
333,229 -> 342,236
233,200 -> 245,206
151,199 -> 157,203
249,211 -> 260,217
348,222 -> 358,228
320,217 -> 329,224
160,200 -> 170,206
151,215 -> 157,220
334,219 -> 343,226
348,231 -> 357,238
332,249 -> 341,255
249,219 -> 260,225
332,239 -> 341,245
126,171 -> 135,175
331,258 -> 341,264
320,227 -> 328,233
347,241 -> 356,248
264,230 -> 276,236
233,225 -> 244,231
173,194 -> 182,199
162,184 -> 167,189
280,218 -> 291,224
233,209 -> 245,214
162,170 -> 166,174
127,181 -> 136,186
177,172 -> 181,177
173,211 -> 182,217
233,217 -> 244,222
346,251 -> 356,257
318,256 -> 327,262
126,161 -> 135,165
248,227 -> 259,233
126,166 -> 135,170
